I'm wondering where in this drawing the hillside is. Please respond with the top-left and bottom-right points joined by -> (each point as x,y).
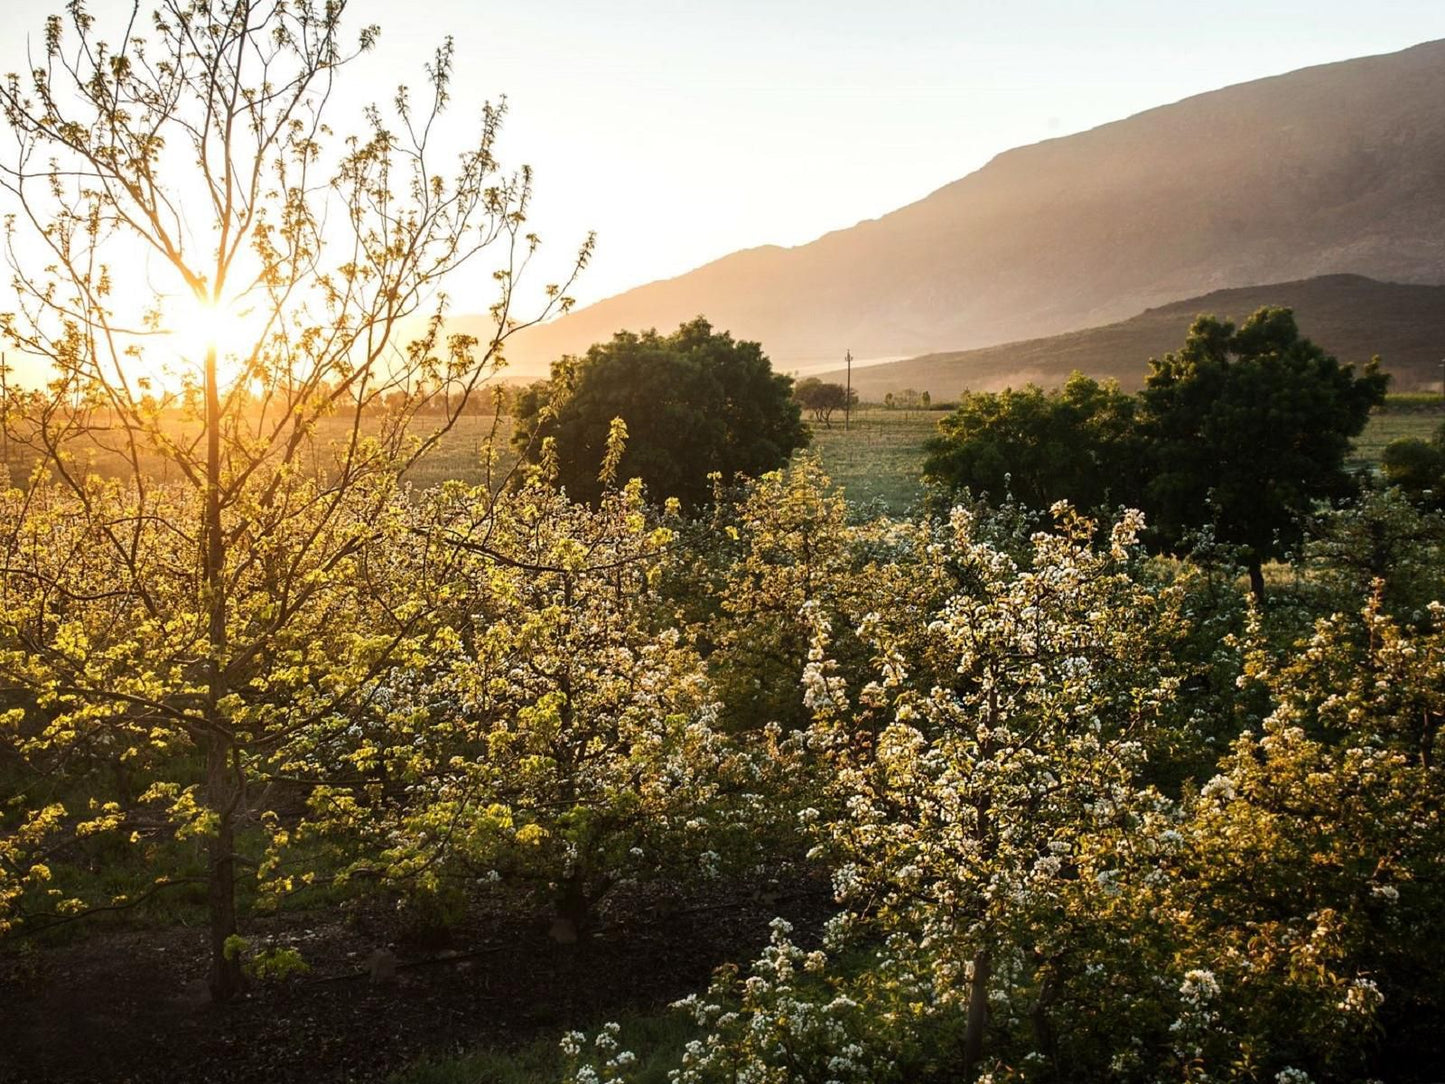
815,275 -> 1445,400
494,38 -> 1445,375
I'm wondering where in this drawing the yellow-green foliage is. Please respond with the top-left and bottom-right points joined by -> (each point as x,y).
562,503 -> 1445,1084
5,449 -> 1445,1080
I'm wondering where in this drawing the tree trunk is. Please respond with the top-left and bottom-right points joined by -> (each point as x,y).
206,737 -> 242,1002
1247,557 -> 1266,604
1029,967 -> 1059,1077
549,874 -> 591,945
203,340 -> 242,1003
963,945 -> 991,1077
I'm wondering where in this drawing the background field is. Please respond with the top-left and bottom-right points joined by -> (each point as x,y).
1348,395 -> 1445,465
391,407 -> 941,513
806,398 -> 1444,517
796,408 -> 938,513
5,399 -> 1440,518
805,397 -> 1444,516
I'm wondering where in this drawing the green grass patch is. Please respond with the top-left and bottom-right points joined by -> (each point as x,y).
1382,392 -> 1445,413
9,396 -> 1432,518
802,408 -> 944,515
801,401 -> 1440,514
395,414 -> 519,491
392,1008 -> 694,1084
1351,400 -> 1444,467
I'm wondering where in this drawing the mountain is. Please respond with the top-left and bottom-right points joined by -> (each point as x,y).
496,38 -> 1445,375
811,275 -> 1445,400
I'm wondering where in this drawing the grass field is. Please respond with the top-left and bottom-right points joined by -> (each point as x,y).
385,407 -> 945,513
800,408 -> 941,514
1349,398 -> 1444,466
811,399 -> 1445,515
392,408 -> 944,513
396,413 -> 520,490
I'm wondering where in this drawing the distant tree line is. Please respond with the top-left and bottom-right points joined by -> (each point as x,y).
883,387 -> 932,412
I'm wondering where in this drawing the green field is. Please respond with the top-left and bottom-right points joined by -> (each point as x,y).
382,407 -> 945,512
799,408 -> 942,513
1349,399 -> 1444,465
808,400 -> 1445,516
396,413 -> 520,490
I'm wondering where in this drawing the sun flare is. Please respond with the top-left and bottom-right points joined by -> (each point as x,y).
141,297 -> 270,393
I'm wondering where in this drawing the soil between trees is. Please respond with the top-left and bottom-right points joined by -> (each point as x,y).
0,877 -> 834,1084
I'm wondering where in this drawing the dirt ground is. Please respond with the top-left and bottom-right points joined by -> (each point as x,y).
0,878 -> 834,1084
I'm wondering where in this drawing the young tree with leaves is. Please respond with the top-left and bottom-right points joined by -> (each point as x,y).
562,510 -> 1445,1082
1380,421 -> 1445,507
694,459 -> 944,733
793,377 -> 855,429
265,436 -> 805,942
0,0 -> 586,999
564,504 -> 1187,1082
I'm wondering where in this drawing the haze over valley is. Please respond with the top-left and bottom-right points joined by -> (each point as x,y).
491,38 -> 1445,387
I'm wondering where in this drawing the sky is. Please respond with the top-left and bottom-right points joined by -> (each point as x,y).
1,0 -> 1443,313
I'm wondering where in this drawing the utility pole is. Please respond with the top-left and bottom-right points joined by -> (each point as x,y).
1439,358 -> 1444,400
844,348 -> 853,432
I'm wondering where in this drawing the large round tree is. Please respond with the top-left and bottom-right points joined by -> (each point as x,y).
922,372 -> 1140,512
512,317 -> 809,507
1140,307 -> 1388,599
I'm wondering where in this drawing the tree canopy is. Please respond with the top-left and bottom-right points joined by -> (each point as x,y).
0,0 -> 584,1001
883,388 -> 931,412
560,494 -> 1445,1084
1139,308 -> 1387,596
922,372 -> 1138,511
512,318 -> 808,507
793,378 -> 856,428
1381,421 -> 1445,507
923,309 -> 1388,598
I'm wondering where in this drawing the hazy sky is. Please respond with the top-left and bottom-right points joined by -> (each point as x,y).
2,0 -> 1443,310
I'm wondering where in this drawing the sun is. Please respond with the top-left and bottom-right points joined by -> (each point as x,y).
139,297 -> 271,394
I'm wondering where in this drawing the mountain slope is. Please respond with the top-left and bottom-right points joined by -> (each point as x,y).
812,275 -> 1445,400
500,38 -> 1445,374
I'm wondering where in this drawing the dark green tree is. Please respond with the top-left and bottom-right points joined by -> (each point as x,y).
1381,422 -> 1445,507
1140,307 -> 1388,600
512,318 -> 808,507
922,372 -> 1139,512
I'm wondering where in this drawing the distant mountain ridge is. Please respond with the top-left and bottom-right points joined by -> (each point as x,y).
495,38 -> 1445,374
812,275 -> 1445,400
